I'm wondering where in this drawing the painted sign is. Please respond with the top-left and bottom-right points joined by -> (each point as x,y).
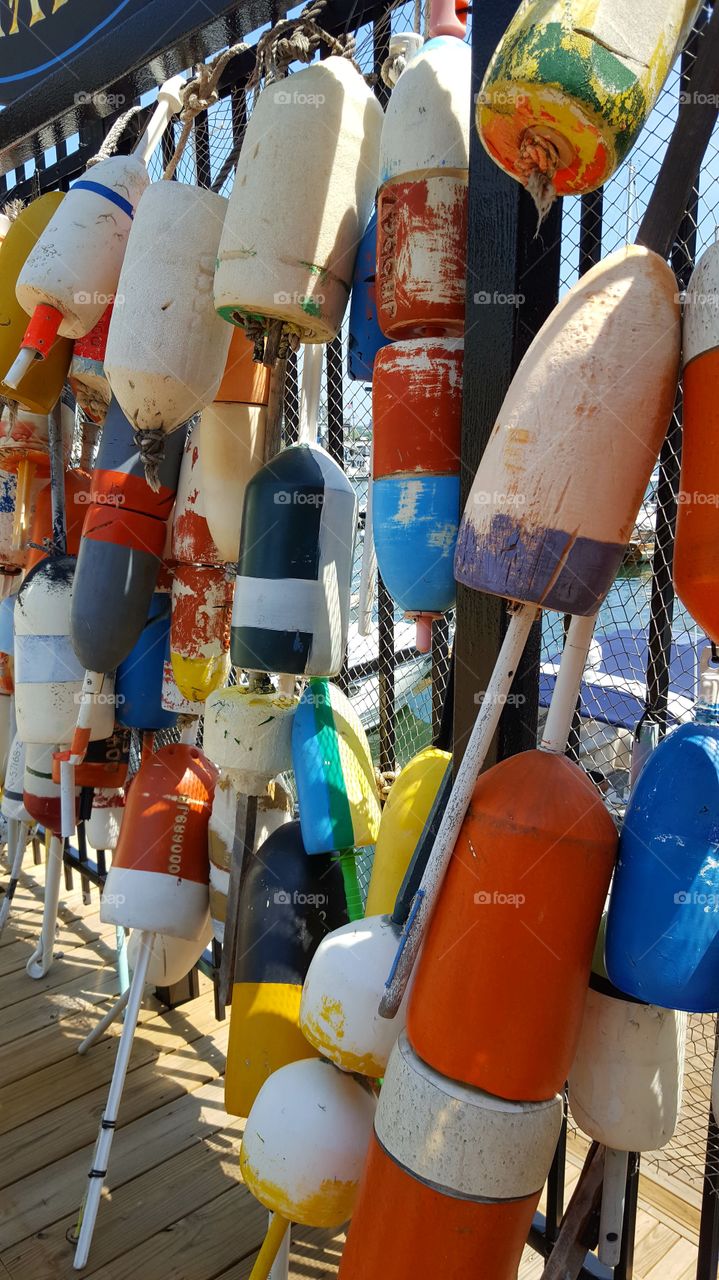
0,0 -> 136,103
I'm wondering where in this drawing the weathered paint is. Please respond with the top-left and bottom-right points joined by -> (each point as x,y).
215,57 -> 383,344
292,678 -> 381,854
366,746 -> 451,915
215,326 -> 270,405
224,820 -> 348,1117
170,423 -> 232,702
674,241 -> 719,641
17,155 -> 149,339
115,593 -> 179,732
477,0 -> 702,195
71,398 -> 187,673
24,741 -> 78,834
377,36 -> 470,336
101,743 -> 217,940
240,1058 -> 376,1227
106,183 -> 232,434
203,686 -> 297,793
408,749 -> 617,1101
25,467 -> 91,573
231,445 -> 357,678
300,916 -> 411,1077
0,194 -> 72,414
456,246 -> 680,613
199,402 -> 266,564
69,303 -> 113,424
374,476 -> 459,614
15,556 -> 115,746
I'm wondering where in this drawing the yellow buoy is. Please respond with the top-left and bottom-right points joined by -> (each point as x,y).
365,746 -> 450,916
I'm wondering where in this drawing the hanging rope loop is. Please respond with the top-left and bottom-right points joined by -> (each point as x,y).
87,105 -> 145,168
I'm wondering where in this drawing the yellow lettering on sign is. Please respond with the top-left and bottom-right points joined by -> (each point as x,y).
4,0 -> 47,34
52,0 -> 69,10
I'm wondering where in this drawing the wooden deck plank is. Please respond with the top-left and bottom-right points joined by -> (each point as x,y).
642,1236 -> 700,1280
0,995 -> 165,1086
0,1078 -> 234,1252
215,1227 -> 344,1280
0,1012 -> 229,1187
0,966 -> 120,1048
0,935 -> 118,1011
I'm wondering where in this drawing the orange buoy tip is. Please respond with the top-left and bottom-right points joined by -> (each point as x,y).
23,302 -> 63,360
414,613 -> 436,653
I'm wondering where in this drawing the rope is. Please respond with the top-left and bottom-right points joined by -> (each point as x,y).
86,105 -> 144,168
162,41 -> 250,181
133,426 -> 165,493
248,0 -> 358,92
517,128 -> 561,230
1,198 -> 23,222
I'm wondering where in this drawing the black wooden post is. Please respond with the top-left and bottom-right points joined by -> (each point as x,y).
453,0 -> 562,772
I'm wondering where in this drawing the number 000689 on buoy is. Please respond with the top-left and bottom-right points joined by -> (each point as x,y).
455,246 -> 680,615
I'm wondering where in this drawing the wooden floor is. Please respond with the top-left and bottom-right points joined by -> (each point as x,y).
0,864 -> 704,1280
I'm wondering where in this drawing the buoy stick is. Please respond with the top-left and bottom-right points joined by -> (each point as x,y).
298,344 -> 323,446
11,456 -> 35,548
133,75 -> 185,167
48,399 -> 66,554
358,469 -> 377,638
267,1218 -> 291,1280
4,346 -> 37,393
73,929 -> 152,1270
249,1212 -> 292,1280
599,1148 -> 629,1267
0,819 -> 29,934
26,832 -> 64,979
380,603 -> 537,1017
540,613 -> 597,753
77,987 -> 131,1055
61,669 -> 112,837
339,850 -> 364,922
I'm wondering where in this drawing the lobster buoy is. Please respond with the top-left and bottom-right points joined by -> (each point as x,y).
0,649 -> 13,783
477,0 -> 701,218
127,922 -> 211,989
292,678 -> 381,853
203,684 -> 297,943
215,57 -> 383,345
101,743 -> 217,940
407,749 -> 617,1101
232,445 -> 357,677
24,468 -> 92,574
0,471 -> 34,589
300,915 -> 411,1077
241,1058 -> 376,1246
14,557 -> 115,747
674,240 -> 719,640
0,402 -> 73,542
339,1033 -> 563,1279
24,741 -> 79,833
365,746 -> 450,915
0,195 -> 73,412
12,156 -> 148,363
225,820 -> 348,1117
348,211 -> 389,381
70,398 -> 187,673
86,787 -> 125,851
105,183 -> 232,487
373,338 -> 462,648
569,921 -> 686,1153
376,26 -> 470,338
606,679 -> 719,1011
115,593 -> 179,732
2,734 -> 31,823
68,303 -> 113,425
169,421 -> 233,702
455,246 -> 680,615
199,328 -> 269,564
53,724 -> 130,790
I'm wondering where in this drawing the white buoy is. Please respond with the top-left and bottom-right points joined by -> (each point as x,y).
215,57 -> 383,344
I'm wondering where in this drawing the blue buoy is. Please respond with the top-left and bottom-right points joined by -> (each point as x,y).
115,593 -> 178,732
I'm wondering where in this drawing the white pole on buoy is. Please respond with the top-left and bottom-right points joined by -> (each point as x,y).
358,444 -> 377,638
25,832 -> 63,979
76,988 -> 131,1056
599,1147 -> 629,1267
73,929 -> 152,1269
298,343 -> 323,446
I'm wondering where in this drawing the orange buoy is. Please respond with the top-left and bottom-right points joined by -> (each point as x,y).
101,743 -> 217,940
407,750 -> 617,1101
69,303 -> 113,424
24,468 -> 91,574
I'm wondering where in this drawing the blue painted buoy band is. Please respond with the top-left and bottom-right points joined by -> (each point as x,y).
71,180 -> 135,220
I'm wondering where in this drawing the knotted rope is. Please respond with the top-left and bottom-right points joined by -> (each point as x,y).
162,42 -> 250,181
87,105 -> 144,168
248,0 -> 357,92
